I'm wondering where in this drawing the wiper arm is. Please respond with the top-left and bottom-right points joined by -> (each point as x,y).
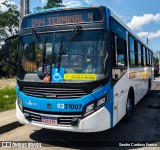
31,29 -> 42,44
31,29 -> 48,76
55,26 -> 82,71
59,26 -> 82,55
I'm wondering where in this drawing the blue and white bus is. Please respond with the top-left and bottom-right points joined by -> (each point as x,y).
6,3 -> 154,132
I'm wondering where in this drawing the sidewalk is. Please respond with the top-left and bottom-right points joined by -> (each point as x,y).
0,109 -> 23,134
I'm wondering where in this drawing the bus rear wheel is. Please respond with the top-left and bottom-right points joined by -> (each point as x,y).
124,91 -> 134,121
147,79 -> 151,96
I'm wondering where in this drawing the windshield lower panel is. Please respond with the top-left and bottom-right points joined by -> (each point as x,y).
18,30 -> 109,83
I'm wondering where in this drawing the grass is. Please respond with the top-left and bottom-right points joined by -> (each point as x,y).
0,87 -> 16,112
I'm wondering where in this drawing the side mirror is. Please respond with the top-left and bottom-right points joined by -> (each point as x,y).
3,34 -> 19,68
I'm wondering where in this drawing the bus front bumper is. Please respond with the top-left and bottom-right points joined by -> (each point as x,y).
16,102 -> 111,133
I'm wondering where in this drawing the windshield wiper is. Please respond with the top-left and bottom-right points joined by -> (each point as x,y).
59,26 -> 82,55
55,26 -> 82,71
31,29 -> 42,44
31,29 -> 48,77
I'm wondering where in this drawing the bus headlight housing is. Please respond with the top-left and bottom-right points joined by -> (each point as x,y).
85,103 -> 94,116
97,97 -> 106,107
84,94 -> 108,117
17,97 -> 23,111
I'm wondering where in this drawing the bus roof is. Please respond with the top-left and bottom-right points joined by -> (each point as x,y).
31,4 -> 98,14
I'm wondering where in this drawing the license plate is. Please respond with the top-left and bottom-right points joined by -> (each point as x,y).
41,116 -> 57,125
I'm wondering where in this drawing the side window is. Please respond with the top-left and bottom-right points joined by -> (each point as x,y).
116,37 -> 127,67
111,32 -> 127,83
146,48 -> 150,66
150,51 -> 153,66
148,50 -> 151,66
143,46 -> 146,67
129,36 -> 136,66
137,42 -> 142,66
148,50 -> 150,66
141,45 -> 143,66
112,34 -> 127,67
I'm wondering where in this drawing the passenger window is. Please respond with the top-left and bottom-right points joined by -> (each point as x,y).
116,37 -> 126,67
112,34 -> 127,67
143,47 -> 146,67
146,48 -> 150,66
111,32 -> 127,84
137,43 -> 142,66
129,36 -> 136,66
150,51 -> 153,66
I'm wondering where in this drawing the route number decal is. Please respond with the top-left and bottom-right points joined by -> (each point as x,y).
57,103 -> 82,110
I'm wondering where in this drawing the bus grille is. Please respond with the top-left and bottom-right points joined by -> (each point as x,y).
23,109 -> 82,126
21,86 -> 88,99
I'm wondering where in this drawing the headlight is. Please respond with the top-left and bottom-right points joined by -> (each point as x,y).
97,97 -> 106,107
17,97 -> 23,111
84,103 -> 94,116
84,94 -> 108,117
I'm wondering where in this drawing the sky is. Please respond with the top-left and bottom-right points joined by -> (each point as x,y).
0,0 -> 160,52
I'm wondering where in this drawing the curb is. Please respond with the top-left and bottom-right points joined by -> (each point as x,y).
0,121 -> 23,135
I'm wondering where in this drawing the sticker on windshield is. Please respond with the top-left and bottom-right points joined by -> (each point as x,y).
52,68 -> 64,82
64,74 -> 97,80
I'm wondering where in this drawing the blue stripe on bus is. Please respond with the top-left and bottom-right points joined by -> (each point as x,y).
106,8 -> 111,31
106,8 -> 114,128
17,91 -> 94,112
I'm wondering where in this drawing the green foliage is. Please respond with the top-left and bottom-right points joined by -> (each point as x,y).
153,56 -> 159,76
153,57 -> 159,67
33,6 -> 42,12
0,0 -> 19,77
0,87 -> 16,112
0,0 -> 19,38
34,0 -> 64,12
43,0 -> 63,9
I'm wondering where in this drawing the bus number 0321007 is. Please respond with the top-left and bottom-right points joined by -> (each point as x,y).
57,103 -> 82,110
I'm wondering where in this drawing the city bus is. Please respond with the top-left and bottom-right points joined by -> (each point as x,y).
5,3 -> 154,132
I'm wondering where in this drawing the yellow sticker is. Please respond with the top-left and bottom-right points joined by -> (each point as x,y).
129,71 -> 148,79
64,74 -> 97,80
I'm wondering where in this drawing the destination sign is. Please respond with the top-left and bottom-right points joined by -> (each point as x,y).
21,8 -> 103,28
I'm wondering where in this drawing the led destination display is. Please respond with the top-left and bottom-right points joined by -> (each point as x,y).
21,8 -> 103,28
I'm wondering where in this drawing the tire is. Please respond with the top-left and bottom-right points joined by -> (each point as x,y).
147,79 -> 151,96
124,91 -> 134,121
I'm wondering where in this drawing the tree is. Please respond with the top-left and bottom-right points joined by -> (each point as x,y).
0,0 -> 19,77
0,0 -> 19,38
34,0 -> 64,12
33,6 -> 42,12
43,0 -> 63,9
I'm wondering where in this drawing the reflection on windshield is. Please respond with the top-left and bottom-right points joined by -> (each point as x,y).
22,36 -> 52,70
19,30 -> 109,82
55,26 -> 82,71
54,31 -> 107,74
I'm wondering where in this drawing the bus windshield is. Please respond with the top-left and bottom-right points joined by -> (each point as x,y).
18,30 -> 109,82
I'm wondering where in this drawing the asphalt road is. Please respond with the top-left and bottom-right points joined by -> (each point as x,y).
0,81 -> 160,150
